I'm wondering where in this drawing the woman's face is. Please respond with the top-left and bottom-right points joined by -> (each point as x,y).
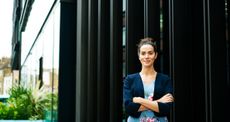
139,44 -> 157,68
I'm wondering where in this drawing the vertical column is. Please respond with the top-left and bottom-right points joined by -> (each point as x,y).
169,0 -> 229,121
144,0 -> 161,71
144,0 -> 160,39
169,0 -> 206,121
162,0 -> 170,75
227,0 -> 230,95
87,0 -> 98,121
58,1 -> 76,122
76,0 -> 88,121
126,0 -> 144,74
189,0 -> 206,121
227,0 -> 230,114
97,0 -> 110,121
109,0 -> 123,122
207,0 -> 228,121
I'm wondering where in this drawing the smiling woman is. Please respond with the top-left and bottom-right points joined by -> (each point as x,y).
0,0 -> 13,58
123,37 -> 174,122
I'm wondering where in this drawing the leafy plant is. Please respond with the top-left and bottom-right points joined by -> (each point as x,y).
0,81 -> 58,120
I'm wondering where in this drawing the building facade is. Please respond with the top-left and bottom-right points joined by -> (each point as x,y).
11,0 -> 229,122
0,57 -> 12,96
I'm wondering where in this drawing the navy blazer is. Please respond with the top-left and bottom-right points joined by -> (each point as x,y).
123,72 -> 173,118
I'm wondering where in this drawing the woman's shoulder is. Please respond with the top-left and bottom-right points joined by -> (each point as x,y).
123,73 -> 140,85
127,72 -> 139,77
157,72 -> 171,80
123,72 -> 140,80
126,72 -> 139,78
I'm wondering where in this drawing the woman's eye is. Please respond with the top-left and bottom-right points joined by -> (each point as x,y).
148,52 -> 153,55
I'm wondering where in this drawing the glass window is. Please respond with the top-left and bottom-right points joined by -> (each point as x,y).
21,0 -> 55,64
20,1 -> 60,121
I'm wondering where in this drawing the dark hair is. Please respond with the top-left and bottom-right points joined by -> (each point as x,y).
137,37 -> 157,55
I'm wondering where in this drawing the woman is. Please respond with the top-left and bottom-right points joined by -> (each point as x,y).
123,37 -> 174,122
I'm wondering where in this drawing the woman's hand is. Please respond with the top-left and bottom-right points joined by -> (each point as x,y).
157,93 -> 174,103
133,97 -> 159,112
133,97 -> 149,111
132,94 -> 174,112
133,97 -> 143,103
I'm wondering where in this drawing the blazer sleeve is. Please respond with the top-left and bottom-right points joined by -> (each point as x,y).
123,75 -> 141,118
154,75 -> 174,116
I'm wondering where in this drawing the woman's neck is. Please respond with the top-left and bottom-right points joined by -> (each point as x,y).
140,67 -> 156,76
140,67 -> 157,84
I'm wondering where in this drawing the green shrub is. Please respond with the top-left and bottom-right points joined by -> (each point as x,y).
0,82 -> 58,120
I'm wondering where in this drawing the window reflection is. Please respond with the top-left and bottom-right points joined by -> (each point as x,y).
20,1 -> 60,121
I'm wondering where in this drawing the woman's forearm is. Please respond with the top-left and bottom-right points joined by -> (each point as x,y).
139,98 -> 159,112
133,93 -> 174,113
138,105 -> 148,111
133,97 -> 159,112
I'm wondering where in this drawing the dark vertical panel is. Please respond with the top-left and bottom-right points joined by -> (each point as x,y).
162,0 -> 170,75
169,0 -> 206,121
144,0 -> 161,72
169,0 -> 229,122
170,1 -> 193,122
126,0 -> 144,74
227,0 -> 230,96
87,0 -> 98,121
58,2 -> 76,122
76,0 -> 88,121
203,0 -> 216,121
228,0 -> 230,116
144,0 -> 160,39
109,0 -> 123,122
162,0 -> 173,120
208,0 -> 228,121
12,0 -> 20,70
189,0 -> 206,121
97,0 -> 110,121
